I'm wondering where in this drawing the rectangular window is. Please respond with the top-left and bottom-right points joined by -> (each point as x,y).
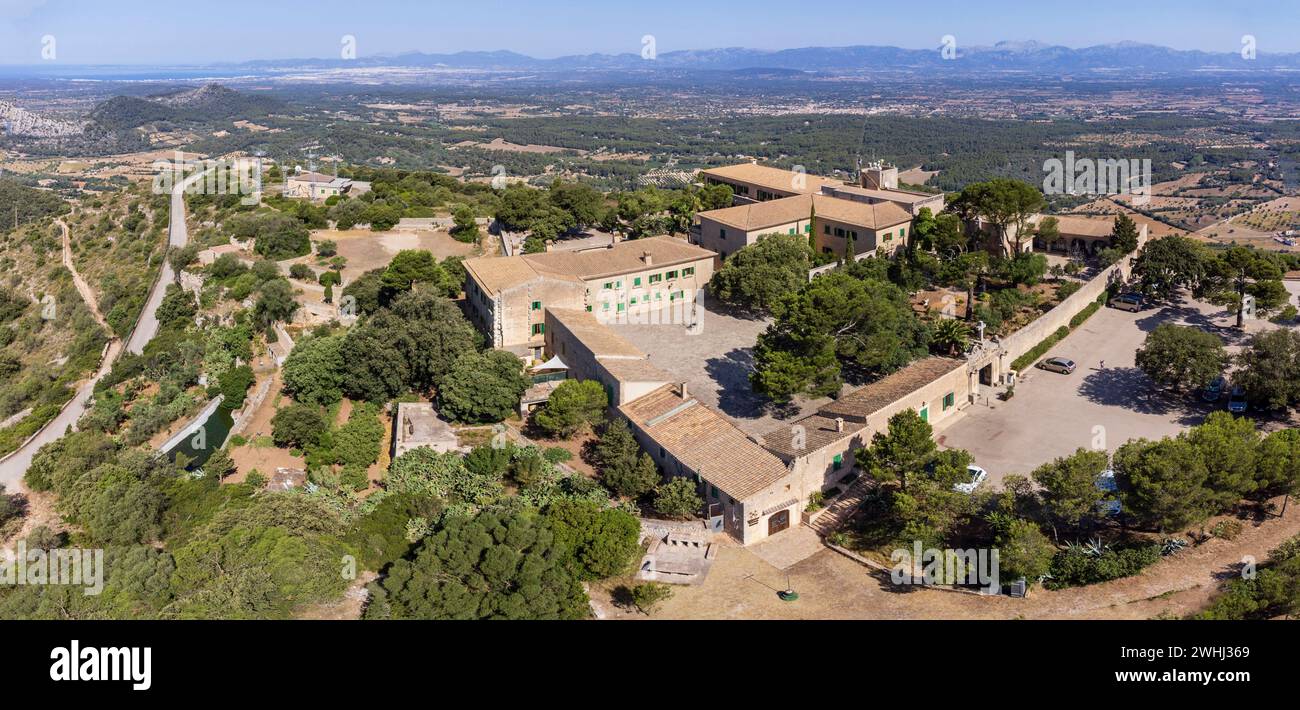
617,303 -> 625,312
899,228 -> 906,238
649,274 -> 662,284
788,227 -> 796,235
835,227 -> 845,238
633,276 -> 642,287
666,270 -> 679,280
531,323 -> 545,335
804,223 -> 812,234
655,292 -> 663,300
585,305 -> 592,312
602,302 -> 610,311
943,392 -> 955,410
720,228 -> 727,240
531,300 -> 541,311
833,454 -> 843,469
682,267 -> 695,276
823,224 -> 830,235
603,281 -> 614,290
615,280 -> 622,288
630,296 -> 638,305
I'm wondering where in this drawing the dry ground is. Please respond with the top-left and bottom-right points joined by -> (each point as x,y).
611,493 -> 1299,620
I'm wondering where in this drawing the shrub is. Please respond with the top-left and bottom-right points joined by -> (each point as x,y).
1011,326 -> 1071,372
653,478 -> 702,520
543,447 -> 573,464
270,403 -> 327,449
630,582 -> 673,614
288,263 -> 315,281
1044,543 -> 1161,589
1211,519 -> 1243,541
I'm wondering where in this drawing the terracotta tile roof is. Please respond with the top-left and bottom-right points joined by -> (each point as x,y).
761,414 -> 867,459
523,235 -> 714,281
817,356 -> 964,422
547,308 -> 648,359
1041,214 -> 1115,238
621,384 -> 792,501
700,163 -> 839,195
811,194 -> 913,230
696,193 -> 913,233
465,236 -> 713,295
698,194 -> 814,231
462,255 -> 552,296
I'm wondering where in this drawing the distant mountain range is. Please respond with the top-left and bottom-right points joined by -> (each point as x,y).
237,40 -> 1300,73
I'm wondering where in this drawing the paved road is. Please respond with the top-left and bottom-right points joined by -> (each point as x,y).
0,171 -> 203,493
125,172 -> 203,355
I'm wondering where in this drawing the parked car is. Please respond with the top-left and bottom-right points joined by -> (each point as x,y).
953,465 -> 988,494
1037,356 -> 1077,374
1096,469 -> 1122,516
1228,386 -> 1248,414
1202,376 -> 1226,403
1108,292 -> 1145,312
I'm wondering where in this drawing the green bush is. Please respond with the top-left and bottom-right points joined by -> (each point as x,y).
1012,326 -> 1071,372
1068,301 -> 1101,329
1044,543 -> 1161,589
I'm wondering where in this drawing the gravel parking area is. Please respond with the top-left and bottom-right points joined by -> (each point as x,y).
934,294 -> 1291,488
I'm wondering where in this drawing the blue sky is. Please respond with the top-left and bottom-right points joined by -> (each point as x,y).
0,0 -> 1292,65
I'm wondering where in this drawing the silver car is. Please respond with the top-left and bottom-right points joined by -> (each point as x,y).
1037,357 -> 1076,374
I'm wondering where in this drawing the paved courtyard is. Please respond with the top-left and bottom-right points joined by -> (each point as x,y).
606,294 -> 829,437
935,294 -> 1294,488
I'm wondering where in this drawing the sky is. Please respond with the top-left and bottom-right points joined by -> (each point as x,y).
0,0 -> 1295,65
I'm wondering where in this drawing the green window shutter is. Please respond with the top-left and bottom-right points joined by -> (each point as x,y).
634,277 -> 641,286
531,300 -> 541,310
833,454 -> 843,469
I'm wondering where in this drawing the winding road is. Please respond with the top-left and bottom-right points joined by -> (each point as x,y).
0,169 -> 205,492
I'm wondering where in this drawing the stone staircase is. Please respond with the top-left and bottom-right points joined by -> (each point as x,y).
805,476 -> 873,537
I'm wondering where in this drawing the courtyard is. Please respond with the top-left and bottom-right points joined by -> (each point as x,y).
606,294 -> 829,437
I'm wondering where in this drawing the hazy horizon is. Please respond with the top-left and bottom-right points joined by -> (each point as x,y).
0,0 -> 1294,66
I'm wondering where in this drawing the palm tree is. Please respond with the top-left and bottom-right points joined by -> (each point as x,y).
931,318 -> 972,356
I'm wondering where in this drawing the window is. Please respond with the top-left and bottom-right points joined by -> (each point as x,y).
630,296 -> 638,305
602,303 -> 610,311
666,270 -> 679,280
633,276 -> 642,287
649,273 -> 662,284
670,291 -> 684,301
720,228 -> 727,240
835,227 -> 845,238
655,292 -> 663,300
616,303 -> 625,312
943,392 -> 955,410
658,447 -> 665,459
899,228 -> 906,238
603,281 -> 614,290
615,280 -> 622,288
682,267 -> 695,276
788,227 -> 796,235
804,223 -> 812,233
531,323 -> 545,335
531,300 -> 541,311
823,224 -> 830,235
585,305 -> 592,312
833,454 -> 843,469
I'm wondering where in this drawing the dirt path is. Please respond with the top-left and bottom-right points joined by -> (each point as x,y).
638,494 -> 1300,620
59,217 -> 109,330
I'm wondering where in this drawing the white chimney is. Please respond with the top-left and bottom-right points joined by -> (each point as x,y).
834,417 -> 844,432
680,381 -> 689,399
642,251 -> 653,266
